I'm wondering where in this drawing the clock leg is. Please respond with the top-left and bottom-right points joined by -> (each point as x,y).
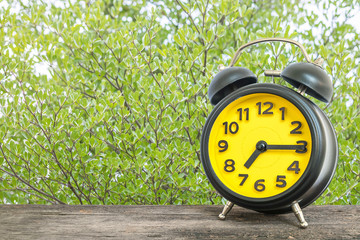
291,202 -> 308,228
218,201 -> 234,220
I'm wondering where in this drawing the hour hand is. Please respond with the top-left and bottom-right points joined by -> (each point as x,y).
244,141 -> 267,169
244,149 -> 261,169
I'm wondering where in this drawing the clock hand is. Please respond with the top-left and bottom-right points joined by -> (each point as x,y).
267,141 -> 307,153
244,141 -> 307,169
244,141 -> 267,169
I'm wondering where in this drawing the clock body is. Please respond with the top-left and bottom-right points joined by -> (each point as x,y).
200,83 -> 338,213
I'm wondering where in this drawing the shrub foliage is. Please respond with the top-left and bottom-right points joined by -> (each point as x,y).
0,0 -> 359,204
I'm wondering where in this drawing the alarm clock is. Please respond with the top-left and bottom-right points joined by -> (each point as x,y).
200,38 -> 338,228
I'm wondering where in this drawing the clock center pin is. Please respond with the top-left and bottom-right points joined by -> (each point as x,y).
256,141 -> 267,152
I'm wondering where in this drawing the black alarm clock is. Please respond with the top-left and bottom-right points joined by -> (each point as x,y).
200,38 -> 338,228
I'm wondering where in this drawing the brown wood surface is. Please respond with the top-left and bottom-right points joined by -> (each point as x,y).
0,205 -> 359,239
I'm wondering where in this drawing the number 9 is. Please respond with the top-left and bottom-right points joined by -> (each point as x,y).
218,140 -> 228,152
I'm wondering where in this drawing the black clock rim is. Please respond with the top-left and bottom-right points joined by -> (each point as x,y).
200,83 -> 324,212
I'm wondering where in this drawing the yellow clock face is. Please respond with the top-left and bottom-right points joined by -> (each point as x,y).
208,93 -> 312,198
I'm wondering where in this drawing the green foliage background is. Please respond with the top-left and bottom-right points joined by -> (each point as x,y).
0,0 -> 359,205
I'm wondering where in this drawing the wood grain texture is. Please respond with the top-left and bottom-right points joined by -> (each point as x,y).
0,205 -> 359,239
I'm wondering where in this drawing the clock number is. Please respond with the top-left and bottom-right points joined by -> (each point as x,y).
223,122 -> 227,134
287,161 -> 300,174
254,179 -> 265,192
224,159 -> 235,172
238,174 -> 249,186
223,121 -> 239,134
256,102 -> 274,115
237,108 -> 249,121
256,102 -> 262,114
290,121 -> 302,134
279,107 -> 285,120
218,140 -> 228,152
296,140 -> 308,153
276,175 -> 287,188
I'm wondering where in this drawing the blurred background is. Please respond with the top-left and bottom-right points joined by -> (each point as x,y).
0,0 -> 359,205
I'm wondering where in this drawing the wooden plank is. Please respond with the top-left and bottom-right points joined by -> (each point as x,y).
0,205 -> 359,239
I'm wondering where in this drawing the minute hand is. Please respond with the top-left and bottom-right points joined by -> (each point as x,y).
266,145 -> 303,150
267,141 -> 307,153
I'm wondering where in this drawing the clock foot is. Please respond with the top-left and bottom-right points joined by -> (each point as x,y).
218,201 -> 234,220
291,202 -> 308,228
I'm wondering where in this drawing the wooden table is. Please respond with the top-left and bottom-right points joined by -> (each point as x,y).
0,205 -> 359,239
